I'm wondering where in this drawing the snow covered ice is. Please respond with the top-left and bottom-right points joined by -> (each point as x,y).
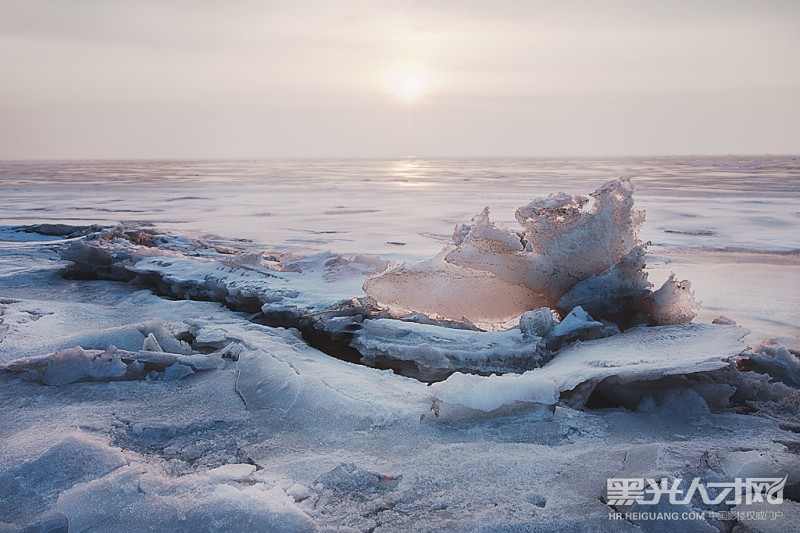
1,161 -> 799,532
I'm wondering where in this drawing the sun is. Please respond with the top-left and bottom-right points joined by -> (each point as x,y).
385,63 -> 435,104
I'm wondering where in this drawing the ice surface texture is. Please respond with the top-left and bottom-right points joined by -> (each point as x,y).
1,216 -> 799,532
0,343 -> 228,386
428,322 -> 747,418
1,173 -> 796,531
351,318 -> 550,382
365,178 -> 699,326
350,306 -> 623,381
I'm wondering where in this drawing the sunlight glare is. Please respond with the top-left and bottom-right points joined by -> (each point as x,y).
385,63 -> 435,104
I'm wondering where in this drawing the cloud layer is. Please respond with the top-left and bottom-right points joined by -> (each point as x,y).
1,0 -> 798,158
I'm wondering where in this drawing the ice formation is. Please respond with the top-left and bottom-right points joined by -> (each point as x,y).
1,220 -> 799,532
739,339 -> 800,387
351,318 -> 550,381
0,344 -> 228,385
39,180 -> 701,386
58,226 -> 386,320
429,322 -> 748,416
555,244 -> 652,326
2,167 -> 797,531
351,306 -> 621,381
428,372 -> 558,419
364,178 -> 699,326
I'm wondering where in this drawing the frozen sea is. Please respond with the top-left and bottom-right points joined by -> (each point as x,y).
1,156 -> 799,532
2,155 -> 798,345
2,156 -> 799,256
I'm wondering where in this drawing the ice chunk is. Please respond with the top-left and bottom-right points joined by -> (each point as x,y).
429,372 -> 558,419
362,251 -> 546,325
555,244 -> 651,326
58,323 -> 149,353
433,323 -> 747,412
60,228 -> 385,320
0,346 -> 127,386
160,362 -> 194,382
739,339 -> 800,387
136,321 -> 193,354
286,483 -> 312,502
548,306 -> 619,344
365,179 -> 647,324
58,228 -> 392,347
536,323 -> 747,404
646,274 -> 699,325
1,345 -> 222,385
516,179 -> 640,257
22,223 -> 105,238
8,319 -> 194,359
518,307 -> 557,339
142,332 -> 163,352
514,178 -> 644,289
206,463 -> 258,482
350,307 -> 626,381
365,179 -> 702,328
558,253 -> 700,327
351,318 -> 548,381
315,463 -> 402,494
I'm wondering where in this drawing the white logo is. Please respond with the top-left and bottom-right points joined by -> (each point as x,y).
606,477 -> 786,506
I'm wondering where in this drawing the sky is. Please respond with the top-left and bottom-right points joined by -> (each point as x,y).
0,0 -> 798,159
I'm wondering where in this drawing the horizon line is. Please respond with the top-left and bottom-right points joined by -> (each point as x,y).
1,153 -> 798,164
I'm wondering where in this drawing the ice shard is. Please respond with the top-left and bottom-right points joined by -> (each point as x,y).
365,178 -> 698,327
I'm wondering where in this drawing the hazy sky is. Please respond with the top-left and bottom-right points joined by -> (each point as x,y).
1,0 -> 799,158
